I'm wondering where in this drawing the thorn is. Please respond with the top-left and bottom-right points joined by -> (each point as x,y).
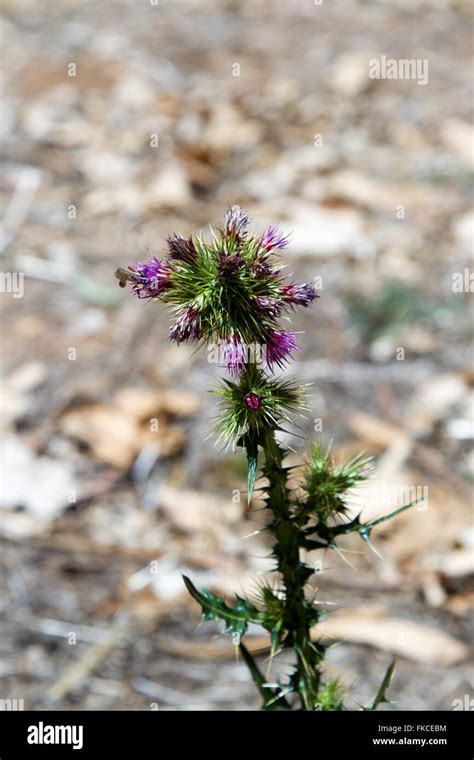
360,529 -> 384,559
330,542 -> 358,570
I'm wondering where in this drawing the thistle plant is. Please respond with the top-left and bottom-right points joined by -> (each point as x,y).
116,206 -> 416,711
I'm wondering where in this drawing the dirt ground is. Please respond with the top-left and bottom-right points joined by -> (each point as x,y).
0,0 -> 472,711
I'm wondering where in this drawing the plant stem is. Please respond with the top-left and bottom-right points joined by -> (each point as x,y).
262,431 -> 322,709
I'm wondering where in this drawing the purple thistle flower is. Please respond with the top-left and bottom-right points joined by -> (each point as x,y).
167,233 -> 196,262
254,295 -> 284,319
260,225 -> 289,252
132,256 -> 173,299
119,208 -> 318,372
222,336 -> 247,375
169,307 -> 201,344
244,392 -> 263,411
265,330 -> 300,370
219,252 -> 244,278
224,205 -> 249,241
281,282 -> 318,308
250,259 -> 273,280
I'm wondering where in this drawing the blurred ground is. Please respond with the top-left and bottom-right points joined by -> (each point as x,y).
0,0 -> 473,710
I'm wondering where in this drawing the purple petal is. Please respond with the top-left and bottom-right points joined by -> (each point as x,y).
166,234 -> 196,262
219,252 -> 244,277
222,336 -> 247,375
281,282 -> 318,308
132,256 -> 173,299
224,206 -> 249,241
260,225 -> 290,252
244,392 -> 263,411
265,331 -> 300,370
169,307 -> 201,344
253,295 -> 284,318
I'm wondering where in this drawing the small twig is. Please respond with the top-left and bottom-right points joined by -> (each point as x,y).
30,617 -> 129,647
132,677 -> 193,707
46,612 -> 131,703
0,167 -> 41,255
0,534 -> 166,560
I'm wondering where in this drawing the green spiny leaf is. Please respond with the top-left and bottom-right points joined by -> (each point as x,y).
307,498 -> 421,549
362,499 -> 424,531
239,642 -> 291,710
183,575 -> 260,638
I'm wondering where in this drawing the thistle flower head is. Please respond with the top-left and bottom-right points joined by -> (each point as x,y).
119,207 -> 318,373
168,306 -> 202,343
224,205 -> 249,242
166,233 -> 196,262
131,256 -> 174,299
218,252 -> 244,278
281,282 -> 318,308
253,296 -> 284,319
260,224 -> 289,252
216,364 -> 305,447
266,330 -> 300,370
298,445 -> 373,523
222,336 -> 247,375
244,391 -> 263,410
